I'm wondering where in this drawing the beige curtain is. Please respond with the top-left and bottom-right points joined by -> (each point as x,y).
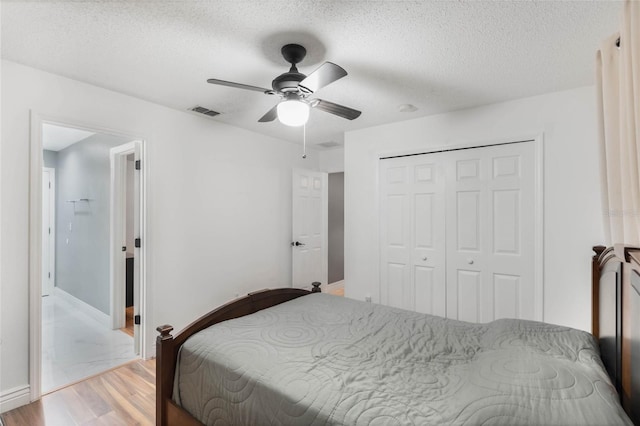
597,0 -> 640,245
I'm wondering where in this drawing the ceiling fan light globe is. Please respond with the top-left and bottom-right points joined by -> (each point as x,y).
277,100 -> 309,127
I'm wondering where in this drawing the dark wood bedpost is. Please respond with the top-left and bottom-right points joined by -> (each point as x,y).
592,245 -> 606,337
311,282 -> 321,293
156,325 -> 175,426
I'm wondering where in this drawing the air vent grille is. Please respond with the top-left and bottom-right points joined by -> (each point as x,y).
317,141 -> 341,148
190,106 -> 220,117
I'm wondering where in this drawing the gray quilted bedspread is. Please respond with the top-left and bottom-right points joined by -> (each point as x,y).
174,293 -> 631,425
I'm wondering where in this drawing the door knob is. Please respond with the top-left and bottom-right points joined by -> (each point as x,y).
422,256 -> 428,261
467,258 -> 474,265
291,241 -> 306,247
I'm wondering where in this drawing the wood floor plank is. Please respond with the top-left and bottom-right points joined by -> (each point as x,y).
100,376 -> 150,425
86,376 -> 141,425
58,386 -> 97,424
40,391 -> 79,425
1,359 -> 156,426
120,307 -> 135,337
73,380 -> 113,419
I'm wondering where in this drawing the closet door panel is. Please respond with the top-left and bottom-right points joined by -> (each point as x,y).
457,269 -> 482,323
380,156 -> 446,314
493,273 -> 520,320
414,265 -> 436,314
380,163 -> 411,308
386,262 -> 409,309
446,142 -> 536,322
456,191 -> 481,251
486,143 -> 536,320
492,189 -> 520,255
446,150 -> 488,320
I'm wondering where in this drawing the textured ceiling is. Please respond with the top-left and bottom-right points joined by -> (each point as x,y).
1,1 -> 622,147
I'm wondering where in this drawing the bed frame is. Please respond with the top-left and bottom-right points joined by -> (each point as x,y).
155,282 -> 321,426
156,246 -> 640,426
592,245 -> 640,425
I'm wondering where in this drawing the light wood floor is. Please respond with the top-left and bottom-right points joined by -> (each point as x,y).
120,306 -> 135,337
1,359 -> 155,426
326,281 -> 345,297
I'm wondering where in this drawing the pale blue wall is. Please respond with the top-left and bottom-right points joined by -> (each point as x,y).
55,134 -> 131,314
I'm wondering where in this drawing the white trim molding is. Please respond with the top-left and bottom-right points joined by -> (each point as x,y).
28,110 -> 44,402
0,385 -> 31,414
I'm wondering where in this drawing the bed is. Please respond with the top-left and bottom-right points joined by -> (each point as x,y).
156,247 -> 640,425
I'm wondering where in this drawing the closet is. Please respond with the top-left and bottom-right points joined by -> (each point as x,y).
379,141 -> 539,323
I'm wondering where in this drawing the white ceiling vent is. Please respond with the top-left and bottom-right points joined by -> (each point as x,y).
317,141 -> 341,148
189,105 -> 220,118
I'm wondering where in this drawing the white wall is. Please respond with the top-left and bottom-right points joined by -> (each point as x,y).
344,86 -> 603,332
0,60 -> 319,408
318,147 -> 344,173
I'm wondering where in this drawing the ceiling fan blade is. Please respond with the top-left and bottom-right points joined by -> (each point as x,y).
258,104 -> 278,122
207,78 -> 274,94
311,99 -> 361,120
299,62 -> 347,94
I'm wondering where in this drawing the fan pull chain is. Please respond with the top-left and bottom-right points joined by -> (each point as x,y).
302,123 -> 307,159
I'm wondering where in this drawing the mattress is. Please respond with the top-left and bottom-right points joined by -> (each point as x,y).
174,293 -> 632,425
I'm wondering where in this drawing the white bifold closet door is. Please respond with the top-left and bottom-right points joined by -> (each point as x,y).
379,141 -> 536,322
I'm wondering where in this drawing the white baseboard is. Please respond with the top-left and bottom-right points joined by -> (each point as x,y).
0,385 -> 30,414
327,280 -> 344,287
53,287 -> 111,328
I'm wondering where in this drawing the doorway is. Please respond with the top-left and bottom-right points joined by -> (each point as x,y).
290,169 -> 345,296
34,121 -> 145,396
326,172 -> 344,296
291,169 -> 328,290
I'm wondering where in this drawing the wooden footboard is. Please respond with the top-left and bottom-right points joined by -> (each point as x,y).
592,245 -> 640,425
156,283 -> 321,426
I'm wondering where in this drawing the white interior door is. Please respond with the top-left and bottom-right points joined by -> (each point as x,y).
110,141 -> 142,356
379,141 -> 538,322
292,169 -> 328,290
42,167 -> 55,297
379,156 -> 446,315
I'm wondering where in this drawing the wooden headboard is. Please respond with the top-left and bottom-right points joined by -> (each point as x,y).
592,245 -> 640,425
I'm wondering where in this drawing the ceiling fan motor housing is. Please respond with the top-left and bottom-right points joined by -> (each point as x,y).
281,44 -> 306,65
272,44 -> 309,94
272,71 -> 306,93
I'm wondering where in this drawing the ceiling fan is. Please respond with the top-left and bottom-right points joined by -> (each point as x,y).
207,44 -> 361,127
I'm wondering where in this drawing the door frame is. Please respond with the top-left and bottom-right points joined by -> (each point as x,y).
376,133 -> 544,321
28,111 -> 149,401
109,142 -> 142,355
42,167 -> 56,296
